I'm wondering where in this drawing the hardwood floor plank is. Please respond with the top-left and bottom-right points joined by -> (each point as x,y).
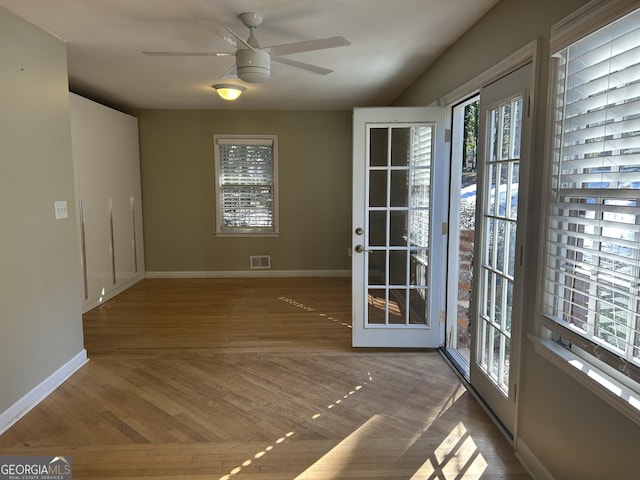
0,277 -> 529,479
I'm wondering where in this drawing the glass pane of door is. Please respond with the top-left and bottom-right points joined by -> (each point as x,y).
366,125 -> 432,326
446,97 -> 479,376
477,96 -> 522,395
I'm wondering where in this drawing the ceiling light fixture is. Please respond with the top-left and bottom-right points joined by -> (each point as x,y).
212,84 -> 245,101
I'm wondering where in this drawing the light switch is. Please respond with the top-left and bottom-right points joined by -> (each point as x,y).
54,201 -> 68,219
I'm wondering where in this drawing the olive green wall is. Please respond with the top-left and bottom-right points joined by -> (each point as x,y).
0,7 -> 85,417
394,0 -> 638,479
135,109 -> 352,274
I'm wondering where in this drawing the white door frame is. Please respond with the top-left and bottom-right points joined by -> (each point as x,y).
470,62 -> 533,435
440,40 -> 540,444
352,107 -> 447,348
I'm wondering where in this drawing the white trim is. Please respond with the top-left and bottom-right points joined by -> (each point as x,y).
515,438 -> 556,480
529,335 -> 640,426
81,272 -> 144,314
145,270 -> 351,279
0,350 -> 88,436
550,0 -> 640,54
440,40 -> 539,107
215,232 -> 280,238
217,137 -> 273,146
213,134 -> 280,236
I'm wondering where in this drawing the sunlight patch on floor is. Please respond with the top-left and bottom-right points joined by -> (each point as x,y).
279,296 -> 352,328
218,432 -> 294,480
217,378 -> 367,480
410,422 -> 488,479
294,415 -> 387,479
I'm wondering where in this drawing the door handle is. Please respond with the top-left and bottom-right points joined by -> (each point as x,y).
354,245 -> 365,253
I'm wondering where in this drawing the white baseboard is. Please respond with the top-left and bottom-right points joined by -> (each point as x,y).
0,349 -> 88,436
145,270 -> 351,279
81,272 -> 145,313
515,437 -> 555,480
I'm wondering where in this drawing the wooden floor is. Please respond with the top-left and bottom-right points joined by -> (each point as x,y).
0,278 -> 530,479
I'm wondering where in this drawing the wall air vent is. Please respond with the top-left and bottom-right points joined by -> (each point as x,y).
250,255 -> 271,269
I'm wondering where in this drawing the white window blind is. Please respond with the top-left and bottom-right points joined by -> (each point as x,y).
214,136 -> 278,235
409,125 -> 433,252
542,5 -> 640,382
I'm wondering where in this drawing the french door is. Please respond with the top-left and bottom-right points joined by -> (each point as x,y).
352,107 -> 447,347
469,63 -> 532,432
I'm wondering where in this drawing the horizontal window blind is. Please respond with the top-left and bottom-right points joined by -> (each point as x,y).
215,136 -> 277,233
543,5 -> 640,377
409,126 -> 433,250
550,0 -> 640,54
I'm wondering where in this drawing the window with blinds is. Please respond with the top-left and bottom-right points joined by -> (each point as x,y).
214,136 -> 279,235
542,5 -> 640,382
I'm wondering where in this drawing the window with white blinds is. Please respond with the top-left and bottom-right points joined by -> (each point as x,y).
542,4 -> 640,383
214,136 -> 279,235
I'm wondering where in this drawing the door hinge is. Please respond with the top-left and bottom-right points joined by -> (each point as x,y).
527,95 -> 531,118
445,128 -> 451,143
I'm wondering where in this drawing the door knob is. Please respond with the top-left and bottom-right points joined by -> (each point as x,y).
354,245 -> 365,253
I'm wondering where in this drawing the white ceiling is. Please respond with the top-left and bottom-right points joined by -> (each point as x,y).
0,0 -> 498,110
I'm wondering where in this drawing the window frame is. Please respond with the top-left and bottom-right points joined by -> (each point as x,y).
213,134 -> 279,237
536,0 -> 640,425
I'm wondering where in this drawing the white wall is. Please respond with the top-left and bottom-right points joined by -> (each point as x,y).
0,7 -> 86,425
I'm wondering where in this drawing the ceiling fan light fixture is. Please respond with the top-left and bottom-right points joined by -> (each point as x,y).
212,84 -> 245,101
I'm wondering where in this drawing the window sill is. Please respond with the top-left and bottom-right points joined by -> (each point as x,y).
215,232 -> 280,238
529,334 -> 640,426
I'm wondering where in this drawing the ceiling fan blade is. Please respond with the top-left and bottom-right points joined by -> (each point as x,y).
142,51 -> 234,56
221,63 -> 238,79
272,56 -> 333,75
268,36 -> 350,57
199,20 -> 256,52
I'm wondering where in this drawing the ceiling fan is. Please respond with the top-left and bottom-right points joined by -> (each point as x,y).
143,12 -> 350,84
